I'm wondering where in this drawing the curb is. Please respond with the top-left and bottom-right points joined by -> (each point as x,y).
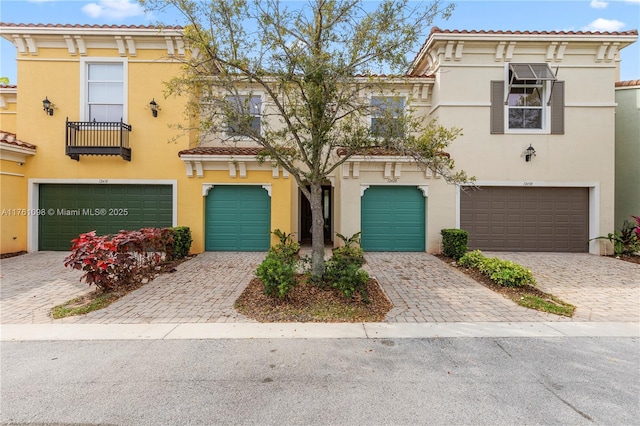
1,321 -> 638,341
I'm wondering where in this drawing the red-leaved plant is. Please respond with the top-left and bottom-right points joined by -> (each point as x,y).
64,228 -> 175,292
633,215 -> 640,240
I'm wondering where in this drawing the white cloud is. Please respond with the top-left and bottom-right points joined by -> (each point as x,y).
82,0 -> 144,20
582,18 -> 626,31
590,0 -> 608,8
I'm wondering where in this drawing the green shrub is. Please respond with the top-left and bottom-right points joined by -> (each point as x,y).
441,228 -> 469,260
172,226 -> 193,259
479,257 -> 535,287
255,251 -> 298,298
591,220 -> 640,257
332,246 -> 365,267
457,249 -> 535,288
332,231 -> 365,269
270,242 -> 300,262
477,256 -> 501,276
458,249 -> 485,269
270,229 -> 300,262
632,216 -> 640,240
335,231 -> 362,248
324,248 -> 369,301
272,228 -> 295,245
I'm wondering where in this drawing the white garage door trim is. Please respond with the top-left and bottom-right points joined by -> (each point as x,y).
456,181 -> 600,254
27,179 -> 178,252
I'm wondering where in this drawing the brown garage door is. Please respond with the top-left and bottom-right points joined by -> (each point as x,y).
460,187 -> 589,252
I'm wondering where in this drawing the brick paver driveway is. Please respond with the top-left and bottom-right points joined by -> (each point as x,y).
1,252 -> 264,324
1,252 -> 89,323
63,252 -> 265,324
484,252 -> 640,322
2,251 -> 637,324
365,253 -> 564,323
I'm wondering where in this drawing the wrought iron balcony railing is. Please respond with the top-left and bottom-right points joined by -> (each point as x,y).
66,119 -> 132,161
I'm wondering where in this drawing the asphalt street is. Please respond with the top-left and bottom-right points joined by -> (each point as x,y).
1,337 -> 638,425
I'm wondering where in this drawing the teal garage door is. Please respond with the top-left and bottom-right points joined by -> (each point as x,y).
361,186 -> 425,251
205,185 -> 271,251
39,184 -> 173,251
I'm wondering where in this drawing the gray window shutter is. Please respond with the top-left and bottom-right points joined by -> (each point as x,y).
490,81 -> 504,134
550,81 -> 565,135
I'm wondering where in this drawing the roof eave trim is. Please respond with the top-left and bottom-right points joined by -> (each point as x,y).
344,155 -> 416,162
178,154 -> 264,162
427,32 -> 638,43
0,143 -> 37,156
0,26 -> 184,38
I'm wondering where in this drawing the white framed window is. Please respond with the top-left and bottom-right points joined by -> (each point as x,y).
370,96 -> 405,138
225,95 -> 262,137
508,78 -> 544,130
80,59 -> 127,122
505,63 -> 556,133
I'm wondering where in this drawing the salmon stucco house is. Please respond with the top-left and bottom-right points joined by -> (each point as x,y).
0,23 -> 637,255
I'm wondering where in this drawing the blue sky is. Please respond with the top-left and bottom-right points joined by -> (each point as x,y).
1,0 -> 639,84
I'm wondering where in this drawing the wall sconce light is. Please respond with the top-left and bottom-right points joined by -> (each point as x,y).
149,98 -> 159,117
525,144 -> 536,162
42,97 -> 54,116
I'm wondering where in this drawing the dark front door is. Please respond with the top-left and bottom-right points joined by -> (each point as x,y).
300,185 -> 332,244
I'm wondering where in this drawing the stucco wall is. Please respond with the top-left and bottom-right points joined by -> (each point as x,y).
426,39 -> 621,254
5,25 -> 636,255
337,161 -> 454,253
181,169 -> 293,253
0,160 -> 28,253
0,89 -> 17,133
12,40 -> 200,252
615,85 -> 640,228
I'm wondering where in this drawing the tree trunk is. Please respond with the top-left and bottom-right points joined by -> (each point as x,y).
309,181 -> 325,278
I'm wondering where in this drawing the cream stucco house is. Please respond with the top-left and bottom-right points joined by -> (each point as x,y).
354,27 -> 637,254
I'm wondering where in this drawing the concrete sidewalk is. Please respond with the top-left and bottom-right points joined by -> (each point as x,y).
1,321 -> 638,341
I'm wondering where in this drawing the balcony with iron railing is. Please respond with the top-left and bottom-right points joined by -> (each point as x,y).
66,119 -> 132,161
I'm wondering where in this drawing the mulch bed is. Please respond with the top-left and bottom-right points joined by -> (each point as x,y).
434,254 -> 574,316
53,289 -> 120,314
1,251 -> 27,259
609,255 -> 640,265
235,275 -> 392,322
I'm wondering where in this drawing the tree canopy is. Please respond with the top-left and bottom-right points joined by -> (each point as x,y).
143,0 -> 473,276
